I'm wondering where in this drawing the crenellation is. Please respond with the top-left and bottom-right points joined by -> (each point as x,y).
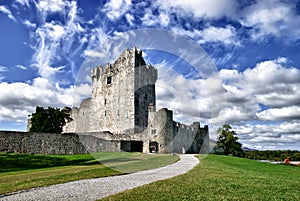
27,47 -> 210,154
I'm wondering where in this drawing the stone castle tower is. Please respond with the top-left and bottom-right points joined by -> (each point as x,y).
64,47 -> 157,134
61,47 -> 209,154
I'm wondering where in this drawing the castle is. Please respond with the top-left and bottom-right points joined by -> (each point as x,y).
61,47 -> 209,154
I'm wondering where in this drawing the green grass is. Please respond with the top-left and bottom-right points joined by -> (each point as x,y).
101,154 -> 300,201
0,152 -> 179,195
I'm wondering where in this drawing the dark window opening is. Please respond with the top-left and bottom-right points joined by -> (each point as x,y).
107,76 -> 112,85
149,141 -> 158,153
104,99 -> 106,105
121,141 -> 143,152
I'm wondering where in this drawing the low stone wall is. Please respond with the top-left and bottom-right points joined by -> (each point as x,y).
0,131 -> 119,154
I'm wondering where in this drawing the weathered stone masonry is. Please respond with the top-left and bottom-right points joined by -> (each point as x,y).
62,47 -> 210,154
0,131 -> 119,154
19,47 -> 209,154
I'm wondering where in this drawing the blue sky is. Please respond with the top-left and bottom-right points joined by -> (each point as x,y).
0,0 -> 300,150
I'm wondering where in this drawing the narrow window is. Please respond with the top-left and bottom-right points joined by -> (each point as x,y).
105,110 -> 106,116
107,76 -> 112,85
104,98 -> 106,105
151,129 -> 157,135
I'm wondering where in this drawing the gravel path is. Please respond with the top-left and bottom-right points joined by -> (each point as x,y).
1,154 -> 199,201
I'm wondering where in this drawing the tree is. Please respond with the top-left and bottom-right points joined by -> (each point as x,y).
216,124 -> 244,157
29,106 -> 72,133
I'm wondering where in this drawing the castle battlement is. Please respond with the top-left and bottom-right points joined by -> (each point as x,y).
62,47 -> 209,154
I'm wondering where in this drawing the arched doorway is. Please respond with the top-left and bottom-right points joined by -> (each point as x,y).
149,141 -> 158,153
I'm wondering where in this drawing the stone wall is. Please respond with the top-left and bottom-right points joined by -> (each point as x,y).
0,131 -> 119,154
147,108 -> 210,154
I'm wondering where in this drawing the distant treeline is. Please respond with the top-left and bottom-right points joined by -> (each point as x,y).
245,150 -> 300,161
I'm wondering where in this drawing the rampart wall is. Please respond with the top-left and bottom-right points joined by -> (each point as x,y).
0,131 -> 119,154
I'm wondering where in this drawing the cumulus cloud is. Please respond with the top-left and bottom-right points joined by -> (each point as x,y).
235,121 -> 300,150
218,58 -> 300,149
220,58 -> 300,123
36,0 -> 66,13
0,78 -> 91,123
154,62 -> 225,125
103,0 -> 132,20
257,106 -> 300,121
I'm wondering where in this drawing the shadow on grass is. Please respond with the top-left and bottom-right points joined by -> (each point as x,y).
97,158 -> 140,164
0,153 -> 97,173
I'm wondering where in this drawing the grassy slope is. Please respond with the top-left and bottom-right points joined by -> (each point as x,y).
0,152 -> 179,195
102,154 -> 300,201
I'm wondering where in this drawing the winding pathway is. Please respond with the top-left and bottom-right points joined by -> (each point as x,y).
1,155 -> 199,201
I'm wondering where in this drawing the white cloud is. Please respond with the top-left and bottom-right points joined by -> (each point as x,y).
0,65 -> 8,72
257,106 -> 300,121
15,65 -> 27,70
23,19 -> 36,28
84,50 -> 106,58
15,0 -> 30,7
240,0 -> 300,41
103,0 -> 132,20
0,5 -> 16,21
125,13 -> 134,26
234,121 -> 300,150
0,78 -> 91,123
217,58 -> 300,149
171,26 -> 239,46
141,9 -> 158,26
219,69 -> 240,80
198,25 -> 240,45
154,0 -> 237,20
36,0 -> 66,13
31,1 -> 86,81
155,62 -> 225,125
158,12 -> 170,27
221,59 -> 300,111
43,22 -> 65,41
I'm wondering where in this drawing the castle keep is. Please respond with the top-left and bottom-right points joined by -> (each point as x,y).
62,47 -> 209,154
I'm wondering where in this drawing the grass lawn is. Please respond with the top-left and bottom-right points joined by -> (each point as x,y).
101,154 -> 300,201
0,152 -> 179,195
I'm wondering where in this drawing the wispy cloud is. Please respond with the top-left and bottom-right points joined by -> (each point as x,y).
23,19 -> 36,29
0,5 -> 16,21
154,0 -> 237,20
0,65 -> 8,72
240,0 -> 300,42
31,1 -> 85,81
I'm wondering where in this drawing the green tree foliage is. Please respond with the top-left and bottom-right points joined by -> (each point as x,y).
29,106 -> 72,133
245,150 -> 300,161
216,124 -> 244,157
